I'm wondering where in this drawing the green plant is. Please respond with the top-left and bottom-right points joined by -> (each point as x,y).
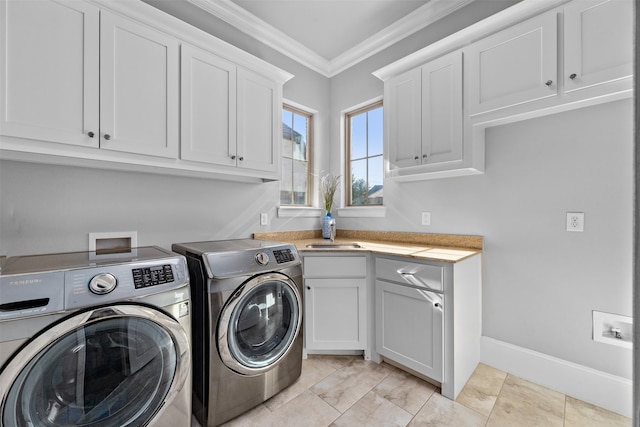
320,172 -> 340,214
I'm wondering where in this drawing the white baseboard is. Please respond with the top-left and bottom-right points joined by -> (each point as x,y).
481,336 -> 632,418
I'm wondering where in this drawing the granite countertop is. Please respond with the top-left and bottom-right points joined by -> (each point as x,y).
253,230 -> 482,263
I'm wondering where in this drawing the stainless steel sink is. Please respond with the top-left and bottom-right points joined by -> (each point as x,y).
305,243 -> 362,249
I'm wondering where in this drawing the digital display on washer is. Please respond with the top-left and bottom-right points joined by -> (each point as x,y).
273,249 -> 295,264
132,264 -> 174,289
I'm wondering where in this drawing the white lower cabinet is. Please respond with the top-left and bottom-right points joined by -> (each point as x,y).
303,255 -> 367,352
376,279 -> 444,381
375,255 -> 481,400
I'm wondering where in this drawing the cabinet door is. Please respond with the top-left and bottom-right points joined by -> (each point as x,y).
305,278 -> 367,350
385,67 -> 422,170
466,10 -> 558,115
236,68 -> 279,173
421,51 -> 462,166
0,0 -> 99,147
180,44 -> 236,166
376,280 -> 443,381
563,0 -> 633,92
100,11 -> 179,158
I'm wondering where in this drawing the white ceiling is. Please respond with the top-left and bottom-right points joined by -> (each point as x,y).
186,0 -> 475,76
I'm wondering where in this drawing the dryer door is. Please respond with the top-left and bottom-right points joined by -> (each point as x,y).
0,304 -> 190,427
218,272 -> 302,375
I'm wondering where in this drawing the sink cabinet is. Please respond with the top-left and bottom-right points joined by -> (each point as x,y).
302,254 -> 368,354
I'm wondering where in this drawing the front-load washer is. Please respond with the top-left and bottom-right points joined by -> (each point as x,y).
171,239 -> 302,427
0,246 -> 192,427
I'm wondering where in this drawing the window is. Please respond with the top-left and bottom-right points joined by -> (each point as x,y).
346,101 -> 383,206
281,105 -> 312,205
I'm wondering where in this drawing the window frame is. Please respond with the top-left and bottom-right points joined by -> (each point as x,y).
345,100 -> 384,207
281,103 -> 314,207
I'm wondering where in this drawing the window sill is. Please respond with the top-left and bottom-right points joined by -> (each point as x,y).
277,206 -> 324,218
336,206 -> 386,218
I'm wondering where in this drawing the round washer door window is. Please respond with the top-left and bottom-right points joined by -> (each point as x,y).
218,272 -> 302,375
0,305 -> 189,427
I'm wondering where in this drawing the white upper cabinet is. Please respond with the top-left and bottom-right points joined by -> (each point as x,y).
0,0 -> 99,148
180,46 -> 280,175
0,0 -> 291,181
99,11 -> 179,158
563,0 -> 633,93
180,44 -> 237,166
386,67 -> 422,170
236,68 -> 279,174
385,50 -> 467,178
421,51 -> 463,166
465,10 -> 558,116
1,1 -> 178,158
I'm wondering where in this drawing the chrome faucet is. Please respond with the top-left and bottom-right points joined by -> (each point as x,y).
329,219 -> 336,242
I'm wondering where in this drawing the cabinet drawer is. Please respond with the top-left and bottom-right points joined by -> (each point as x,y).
304,256 -> 367,277
376,258 -> 443,291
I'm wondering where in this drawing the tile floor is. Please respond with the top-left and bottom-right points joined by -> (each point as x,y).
200,356 -> 631,427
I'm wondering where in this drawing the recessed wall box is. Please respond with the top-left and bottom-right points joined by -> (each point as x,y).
89,231 -> 138,257
592,310 -> 632,349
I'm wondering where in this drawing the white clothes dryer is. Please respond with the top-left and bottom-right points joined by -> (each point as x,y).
0,247 -> 192,427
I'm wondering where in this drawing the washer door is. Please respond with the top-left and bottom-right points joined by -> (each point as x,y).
0,304 -> 190,427
218,272 -> 302,375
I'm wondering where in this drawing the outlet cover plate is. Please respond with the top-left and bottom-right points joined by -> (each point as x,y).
566,212 -> 584,232
421,212 -> 431,226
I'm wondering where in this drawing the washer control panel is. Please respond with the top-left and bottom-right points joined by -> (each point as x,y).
273,248 -> 296,264
132,264 -> 175,289
65,258 -> 188,309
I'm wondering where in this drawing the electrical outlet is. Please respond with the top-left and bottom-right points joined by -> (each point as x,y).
260,213 -> 269,226
421,212 -> 431,226
566,212 -> 584,232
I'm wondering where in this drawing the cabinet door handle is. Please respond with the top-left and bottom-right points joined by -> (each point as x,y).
239,157 -> 244,161
399,272 -> 443,294
306,286 -> 311,290
414,156 -> 419,160
231,155 -> 236,160
569,73 -> 577,80
103,134 -> 111,141
422,154 -> 428,159
545,80 -> 553,86
88,131 -> 95,138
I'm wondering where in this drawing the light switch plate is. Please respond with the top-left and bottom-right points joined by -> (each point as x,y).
260,213 -> 269,226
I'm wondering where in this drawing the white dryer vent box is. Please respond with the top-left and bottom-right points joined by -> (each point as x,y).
89,231 -> 138,258
592,310 -> 632,349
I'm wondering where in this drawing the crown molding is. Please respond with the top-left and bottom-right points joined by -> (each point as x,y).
187,0 -> 475,78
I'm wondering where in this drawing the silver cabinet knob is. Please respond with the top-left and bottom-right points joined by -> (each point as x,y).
545,80 -> 553,86
569,73 -> 577,80
88,131 -> 95,138
103,134 -> 111,141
